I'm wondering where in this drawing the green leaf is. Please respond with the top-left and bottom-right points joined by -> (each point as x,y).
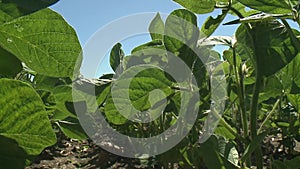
0,135 -> 28,169
201,10 -> 227,37
241,132 -> 268,163
164,9 -> 199,56
0,0 -> 59,22
173,0 -> 216,14
104,67 -> 173,125
236,21 -> 300,77
57,116 -> 88,140
0,47 -> 22,78
149,13 -> 165,40
0,78 -> 56,155
0,8 -> 82,78
237,0 -> 295,14
110,43 -> 124,72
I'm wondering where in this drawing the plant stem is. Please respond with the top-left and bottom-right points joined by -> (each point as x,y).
257,99 -> 280,134
232,47 -> 248,138
250,72 -> 263,168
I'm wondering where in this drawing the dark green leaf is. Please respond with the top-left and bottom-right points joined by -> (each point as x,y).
237,0 -> 295,14
241,132 -> 268,163
0,135 -> 28,169
0,0 -> 59,22
173,0 -> 216,14
201,10 -> 227,37
0,8 -> 82,77
0,47 -> 22,78
58,116 -> 87,140
110,43 -> 124,72
149,13 -> 164,40
0,78 -> 56,155
236,21 -> 300,77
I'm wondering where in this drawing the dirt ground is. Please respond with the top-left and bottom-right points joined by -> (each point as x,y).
25,133 -> 300,169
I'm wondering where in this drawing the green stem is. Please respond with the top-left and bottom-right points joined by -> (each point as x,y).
257,99 -> 280,134
250,72 -> 263,168
232,47 -> 248,138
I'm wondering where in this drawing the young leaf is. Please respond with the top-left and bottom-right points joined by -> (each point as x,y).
173,0 -> 216,14
0,8 -> 82,78
0,78 -> 56,155
149,13 -> 165,40
201,10 -> 227,37
110,43 -> 124,72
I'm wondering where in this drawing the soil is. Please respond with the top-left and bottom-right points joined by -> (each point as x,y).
25,134 -> 159,169
25,133 -> 300,169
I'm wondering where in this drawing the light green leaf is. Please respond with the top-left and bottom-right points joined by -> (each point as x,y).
173,0 -> 216,14
237,0 -> 296,14
0,78 -> 56,155
0,8 -> 82,77
110,43 -> 124,72
164,9 -> 199,56
149,13 -> 165,40
104,67 -> 173,125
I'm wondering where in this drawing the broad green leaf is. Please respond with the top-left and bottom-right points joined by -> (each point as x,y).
149,13 -> 164,40
201,10 -> 227,37
0,135 -> 28,169
199,135 -> 239,169
57,116 -> 87,140
173,0 -> 216,14
104,67 -> 174,125
236,21 -> 300,77
110,43 -> 124,72
0,8 -> 82,78
237,0 -> 296,14
0,47 -> 22,78
0,78 -> 56,155
164,9 -> 199,56
0,0 -> 59,22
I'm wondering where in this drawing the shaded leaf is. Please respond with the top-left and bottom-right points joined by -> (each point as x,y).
0,47 -> 22,78
110,43 -> 124,72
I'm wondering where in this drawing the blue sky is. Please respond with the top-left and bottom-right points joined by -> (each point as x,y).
50,0 -> 237,78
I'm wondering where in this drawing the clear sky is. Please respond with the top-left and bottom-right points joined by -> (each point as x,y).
50,0 -> 238,78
